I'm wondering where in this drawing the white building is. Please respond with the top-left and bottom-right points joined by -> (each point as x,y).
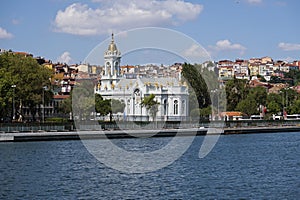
95,34 -> 189,121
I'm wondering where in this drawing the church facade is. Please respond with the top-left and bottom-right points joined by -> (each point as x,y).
95,34 -> 189,121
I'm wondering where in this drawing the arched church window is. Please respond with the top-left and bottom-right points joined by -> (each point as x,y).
174,100 -> 178,115
115,62 -> 119,75
127,99 -> 130,113
164,99 -> 167,115
134,89 -> 140,103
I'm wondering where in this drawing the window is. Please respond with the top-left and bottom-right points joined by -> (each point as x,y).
174,100 -> 178,115
127,99 -> 131,113
134,89 -> 140,96
163,99 -> 167,115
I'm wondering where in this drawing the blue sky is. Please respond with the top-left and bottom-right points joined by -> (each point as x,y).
0,0 -> 299,65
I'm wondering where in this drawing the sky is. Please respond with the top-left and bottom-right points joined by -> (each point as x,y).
0,0 -> 299,65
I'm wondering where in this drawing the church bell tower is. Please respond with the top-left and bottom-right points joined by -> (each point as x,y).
101,33 -> 121,90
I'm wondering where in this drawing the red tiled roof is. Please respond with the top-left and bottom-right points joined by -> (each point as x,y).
218,60 -> 233,63
53,95 -> 70,99
121,65 -> 135,68
14,52 -> 33,57
221,112 -> 244,117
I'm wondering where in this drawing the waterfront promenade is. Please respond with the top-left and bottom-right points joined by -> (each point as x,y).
1,126 -> 300,142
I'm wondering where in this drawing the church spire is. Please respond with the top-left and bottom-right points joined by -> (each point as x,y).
111,32 -> 114,43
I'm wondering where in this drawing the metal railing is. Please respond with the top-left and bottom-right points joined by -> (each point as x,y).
1,120 -> 300,133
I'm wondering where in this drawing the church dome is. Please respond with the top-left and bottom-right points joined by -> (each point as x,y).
106,33 -> 119,53
108,42 -> 117,52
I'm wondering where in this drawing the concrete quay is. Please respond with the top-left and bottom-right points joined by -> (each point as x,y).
0,126 -> 299,142
0,128 -> 205,142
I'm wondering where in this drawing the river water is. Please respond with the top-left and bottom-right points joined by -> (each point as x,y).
0,132 -> 299,199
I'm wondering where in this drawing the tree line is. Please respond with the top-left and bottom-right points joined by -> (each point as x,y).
2,51 -> 299,123
226,78 -> 300,117
182,63 -> 300,119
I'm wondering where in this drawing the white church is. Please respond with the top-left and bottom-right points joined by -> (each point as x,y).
95,34 -> 189,121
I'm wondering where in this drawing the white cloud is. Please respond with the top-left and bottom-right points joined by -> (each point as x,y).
209,39 -> 246,55
183,44 -> 208,58
57,51 -> 72,64
246,0 -> 263,4
53,0 -> 203,36
0,27 -> 13,39
278,42 -> 300,51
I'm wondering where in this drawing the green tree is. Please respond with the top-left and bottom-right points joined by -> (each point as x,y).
267,93 -> 282,105
181,63 -> 211,110
284,69 -> 300,86
267,101 -> 281,115
266,93 -> 283,115
141,94 -> 159,121
257,74 -> 267,82
248,86 -> 267,106
58,96 -> 72,119
72,81 -> 95,120
235,97 -> 258,116
199,106 -> 212,120
0,52 -> 52,121
289,99 -> 300,114
225,78 -> 249,111
269,76 -> 283,84
95,94 -> 125,121
111,99 -> 126,115
280,88 -> 298,111
190,106 -> 212,121
95,94 -> 111,120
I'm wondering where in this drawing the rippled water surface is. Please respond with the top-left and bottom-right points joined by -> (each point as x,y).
1,132 -> 300,199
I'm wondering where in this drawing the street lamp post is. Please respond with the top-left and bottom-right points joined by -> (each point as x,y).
216,90 -> 219,119
42,86 -> 47,123
11,85 -> 16,121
